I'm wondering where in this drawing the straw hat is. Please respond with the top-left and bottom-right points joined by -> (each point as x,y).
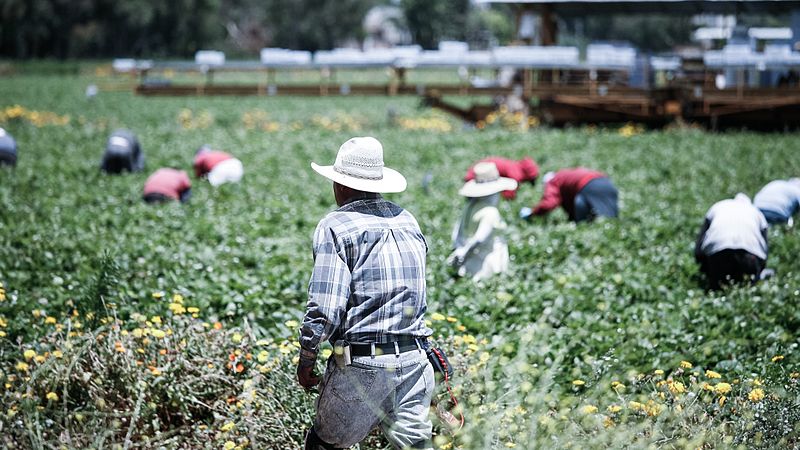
311,137 -> 407,193
459,162 -> 517,197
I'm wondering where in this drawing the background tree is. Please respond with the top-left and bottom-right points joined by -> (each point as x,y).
401,0 -> 470,49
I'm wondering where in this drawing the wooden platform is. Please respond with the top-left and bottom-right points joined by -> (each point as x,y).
134,81 -> 800,130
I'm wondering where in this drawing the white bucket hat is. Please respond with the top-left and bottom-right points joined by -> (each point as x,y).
459,162 -> 518,197
311,137 -> 407,193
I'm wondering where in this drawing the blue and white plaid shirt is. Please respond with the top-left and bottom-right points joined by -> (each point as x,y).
299,194 -> 432,363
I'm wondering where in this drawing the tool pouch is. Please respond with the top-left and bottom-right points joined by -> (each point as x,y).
426,346 -> 454,381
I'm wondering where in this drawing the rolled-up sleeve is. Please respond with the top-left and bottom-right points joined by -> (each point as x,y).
299,221 -> 352,361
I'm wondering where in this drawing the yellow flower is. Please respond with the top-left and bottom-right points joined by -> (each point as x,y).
628,401 -> 644,411
257,351 -> 269,363
456,325 -> 466,332
572,379 -> 585,386
151,316 -> 162,325
232,332 -> 243,344
151,329 -> 166,339
45,317 -> 57,325
15,361 -> 29,372
220,421 -> 235,432
285,319 -> 299,328
679,360 -> 692,369
748,388 -> 765,402
752,378 -> 763,386
607,405 -> 622,413
667,380 -> 685,394
504,442 -> 516,448
705,370 -> 721,379
46,392 -> 58,401
430,313 -> 445,321
52,350 -> 63,358
581,405 -> 599,414
223,442 -> 236,450
152,292 -> 164,299
653,369 -> 664,376
446,316 -> 457,323
718,395 -> 726,407
23,350 -> 36,361
172,293 -> 183,304
187,307 -> 200,314
610,381 -> 625,391
168,303 -> 186,315
771,355 -> 784,363
34,355 -> 46,364
790,372 -> 800,379
715,382 -> 732,395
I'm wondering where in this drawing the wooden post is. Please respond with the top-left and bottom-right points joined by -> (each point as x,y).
540,5 -> 558,46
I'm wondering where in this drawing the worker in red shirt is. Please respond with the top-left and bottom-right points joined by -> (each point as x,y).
142,168 -> 192,203
521,168 -> 618,222
464,157 -> 539,199
193,145 -> 243,187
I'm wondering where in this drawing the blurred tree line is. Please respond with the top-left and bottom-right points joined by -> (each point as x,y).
0,0 -> 506,58
4,0 -> 767,58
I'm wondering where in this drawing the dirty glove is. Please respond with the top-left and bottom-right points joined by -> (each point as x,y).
297,364 -> 320,390
519,207 -> 532,220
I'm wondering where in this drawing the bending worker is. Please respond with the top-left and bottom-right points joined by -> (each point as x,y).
464,156 -> 538,199
450,162 -> 517,281
695,193 -> 769,290
521,167 -> 618,222
193,145 -> 244,186
298,136 -> 434,450
100,129 -> 144,174
142,168 -> 192,204
0,127 -> 17,167
753,178 -> 800,226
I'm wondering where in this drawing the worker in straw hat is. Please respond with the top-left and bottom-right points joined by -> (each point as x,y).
449,162 -> 518,282
298,136 -> 435,450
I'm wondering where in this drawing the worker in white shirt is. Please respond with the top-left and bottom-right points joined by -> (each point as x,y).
694,193 -> 770,289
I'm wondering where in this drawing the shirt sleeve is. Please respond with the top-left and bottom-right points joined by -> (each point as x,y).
299,221 -> 352,358
532,180 -> 562,215
468,207 -> 502,247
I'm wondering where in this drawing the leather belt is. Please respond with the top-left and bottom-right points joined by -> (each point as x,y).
348,338 -> 425,357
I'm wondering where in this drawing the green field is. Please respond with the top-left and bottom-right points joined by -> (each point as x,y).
1,71 -> 800,449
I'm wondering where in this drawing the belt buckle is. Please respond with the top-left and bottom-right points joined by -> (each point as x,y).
333,340 -> 352,367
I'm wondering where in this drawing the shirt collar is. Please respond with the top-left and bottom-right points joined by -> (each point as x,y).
340,192 -> 381,207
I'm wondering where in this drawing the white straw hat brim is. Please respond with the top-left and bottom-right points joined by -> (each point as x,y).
459,177 -> 518,197
311,162 -> 407,193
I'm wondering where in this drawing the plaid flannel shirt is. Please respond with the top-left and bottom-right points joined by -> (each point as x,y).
299,195 -> 432,366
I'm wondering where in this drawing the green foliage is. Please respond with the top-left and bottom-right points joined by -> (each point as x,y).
79,251 -> 121,330
561,14 -> 694,52
0,0 -> 226,58
402,0 -> 470,49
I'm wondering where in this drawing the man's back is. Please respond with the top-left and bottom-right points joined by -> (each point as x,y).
306,196 -> 430,347
754,179 -> 800,218
702,196 -> 767,259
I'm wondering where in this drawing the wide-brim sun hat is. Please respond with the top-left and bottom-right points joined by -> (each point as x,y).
311,136 -> 407,193
459,162 -> 518,197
